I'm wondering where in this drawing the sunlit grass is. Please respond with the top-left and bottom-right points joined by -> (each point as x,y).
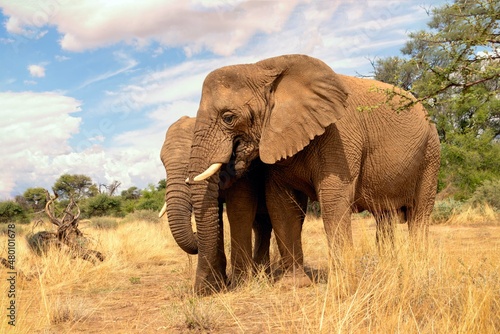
1,204 -> 499,333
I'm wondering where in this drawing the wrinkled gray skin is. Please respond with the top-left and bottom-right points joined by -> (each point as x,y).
186,54 -> 441,294
161,116 -> 304,291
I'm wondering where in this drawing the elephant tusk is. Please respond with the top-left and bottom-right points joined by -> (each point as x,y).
193,163 -> 222,182
158,202 -> 167,218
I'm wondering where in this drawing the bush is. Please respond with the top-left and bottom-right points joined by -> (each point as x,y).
469,179 -> 500,210
0,201 -> 30,224
83,194 -> 124,218
124,210 -> 160,224
432,199 -> 464,224
135,197 -> 163,211
89,217 -> 119,229
439,135 -> 500,200
136,185 -> 164,211
121,199 -> 137,214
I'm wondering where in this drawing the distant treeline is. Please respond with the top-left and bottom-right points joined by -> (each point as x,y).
0,174 -> 165,224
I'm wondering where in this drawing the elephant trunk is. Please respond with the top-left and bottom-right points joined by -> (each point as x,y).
165,162 -> 198,255
161,117 -> 200,255
188,122 -> 233,294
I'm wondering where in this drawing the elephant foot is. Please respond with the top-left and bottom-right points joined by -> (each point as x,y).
227,275 -> 245,291
194,272 -> 228,296
277,267 -> 313,288
227,267 -> 252,290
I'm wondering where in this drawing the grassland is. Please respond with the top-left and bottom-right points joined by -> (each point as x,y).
1,205 -> 499,333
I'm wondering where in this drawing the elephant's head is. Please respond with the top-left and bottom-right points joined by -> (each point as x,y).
186,54 -> 349,294
159,116 -> 244,256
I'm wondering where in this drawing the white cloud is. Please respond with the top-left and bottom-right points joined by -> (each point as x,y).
37,145 -> 162,197
108,101 -> 201,189
4,16 -> 25,35
55,55 -> 70,61
28,64 -> 45,77
152,46 -> 163,58
1,0 -> 304,55
0,90 -> 172,199
0,91 -> 82,198
114,101 -> 199,147
4,15 -> 48,39
89,135 -> 105,143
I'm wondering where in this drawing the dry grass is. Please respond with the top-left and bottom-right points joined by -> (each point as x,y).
445,203 -> 499,226
1,206 -> 499,333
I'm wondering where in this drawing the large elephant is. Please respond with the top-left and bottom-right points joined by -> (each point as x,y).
186,54 -> 441,293
160,116 -> 304,291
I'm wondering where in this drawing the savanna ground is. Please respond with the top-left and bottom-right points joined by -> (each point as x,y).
1,205 -> 499,333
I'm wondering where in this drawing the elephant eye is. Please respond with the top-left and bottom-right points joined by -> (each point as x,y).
222,112 -> 236,125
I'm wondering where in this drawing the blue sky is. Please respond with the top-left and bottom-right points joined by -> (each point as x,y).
0,0 -> 447,199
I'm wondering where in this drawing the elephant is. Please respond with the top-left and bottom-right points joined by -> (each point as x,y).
185,54 -> 441,294
160,116 -> 305,292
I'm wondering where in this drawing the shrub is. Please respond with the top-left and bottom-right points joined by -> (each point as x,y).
0,200 -> 30,224
136,185 -> 164,211
469,179 -> 500,210
121,199 -> 137,214
83,194 -> 124,218
432,199 -> 464,224
439,135 -> 500,200
135,197 -> 163,211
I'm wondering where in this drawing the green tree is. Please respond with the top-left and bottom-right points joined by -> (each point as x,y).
53,174 -> 98,200
14,195 -> 30,211
371,56 -> 419,92
22,187 -> 48,211
372,0 -> 500,199
136,183 -> 164,211
0,201 -> 30,224
83,194 -> 124,217
120,186 -> 141,200
156,179 -> 166,191
120,186 -> 141,213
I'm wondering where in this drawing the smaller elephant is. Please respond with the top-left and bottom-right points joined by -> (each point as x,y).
160,116 -> 285,290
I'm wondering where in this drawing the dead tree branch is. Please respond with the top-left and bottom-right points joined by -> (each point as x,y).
27,191 -> 104,263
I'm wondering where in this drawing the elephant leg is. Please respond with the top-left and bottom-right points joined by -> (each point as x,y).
225,178 -> 258,285
318,179 -> 355,266
408,137 -> 440,252
266,178 -> 310,287
252,213 -> 272,274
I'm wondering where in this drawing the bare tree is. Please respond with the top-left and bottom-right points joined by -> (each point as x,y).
99,180 -> 121,196
26,191 -> 104,263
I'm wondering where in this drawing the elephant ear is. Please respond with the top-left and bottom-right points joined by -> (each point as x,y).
257,54 -> 349,164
